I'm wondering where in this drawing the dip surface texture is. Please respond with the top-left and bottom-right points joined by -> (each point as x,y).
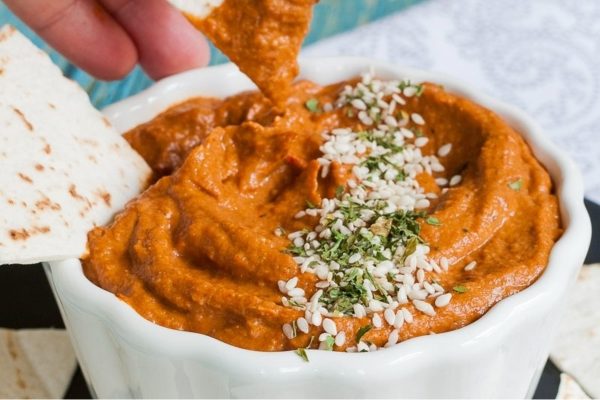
83,79 -> 561,352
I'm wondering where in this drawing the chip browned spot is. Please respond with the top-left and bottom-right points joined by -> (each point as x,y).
11,107 -> 33,131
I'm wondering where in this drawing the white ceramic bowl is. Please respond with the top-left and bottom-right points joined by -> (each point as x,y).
45,58 -> 591,398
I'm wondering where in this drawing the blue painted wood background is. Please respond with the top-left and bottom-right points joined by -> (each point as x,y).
0,0 -> 422,107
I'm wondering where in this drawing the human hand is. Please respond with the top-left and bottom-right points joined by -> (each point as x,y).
4,0 -> 210,80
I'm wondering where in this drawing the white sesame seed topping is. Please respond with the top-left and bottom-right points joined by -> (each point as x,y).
323,318 -> 338,336
411,113 -> 425,125
280,72 -> 456,354
435,177 -> 448,187
402,307 -> 414,323
415,137 -> 429,147
437,143 -> 452,157
464,261 -> 477,271
311,311 -> 322,327
287,287 -> 304,298
440,256 -> 449,271
283,323 -> 295,339
387,329 -> 400,346
449,174 -> 462,187
285,277 -> 298,291
413,299 -> 436,316
394,310 -> 405,329
403,86 -> 418,97
435,293 -> 452,308
372,313 -> 383,328
384,308 -> 396,325
297,317 -> 309,333
357,341 -> 370,352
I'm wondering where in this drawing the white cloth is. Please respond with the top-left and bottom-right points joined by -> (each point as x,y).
304,0 -> 600,203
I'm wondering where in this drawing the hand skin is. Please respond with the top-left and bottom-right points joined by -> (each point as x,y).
4,0 -> 210,80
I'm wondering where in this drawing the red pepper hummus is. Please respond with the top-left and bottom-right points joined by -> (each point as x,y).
83,75 -> 561,352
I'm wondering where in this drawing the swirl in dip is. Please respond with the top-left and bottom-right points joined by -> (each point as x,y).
83,73 -> 561,353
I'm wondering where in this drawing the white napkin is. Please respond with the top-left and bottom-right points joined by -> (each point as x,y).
304,0 -> 600,203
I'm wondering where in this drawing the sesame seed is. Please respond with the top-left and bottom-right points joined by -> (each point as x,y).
285,277 -> 298,291
435,177 -> 448,186
435,293 -> 452,308
437,143 -> 452,157
277,280 -> 287,293
411,113 -> 425,125
287,287 -> 305,297
403,86 -> 418,97
323,318 -> 338,336
387,329 -> 400,346
357,341 -> 370,352
295,318 -> 308,334
394,310 -> 405,329
311,311 -> 322,327
440,257 -> 449,271
348,253 -> 362,264
449,174 -> 462,186
335,331 -> 346,346
464,261 -> 477,271
402,308 -> 414,323
372,313 -> 383,328
368,299 -> 385,312
319,332 -> 331,342
413,299 -> 436,316
415,137 -> 429,147
384,308 -> 396,325
353,303 -> 367,318
351,98 -> 367,110
282,323 -> 295,339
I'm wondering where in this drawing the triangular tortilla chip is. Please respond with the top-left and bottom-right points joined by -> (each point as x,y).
170,0 -> 317,106
0,328 -> 76,399
0,26 -> 151,265
551,264 -> 600,398
557,373 -> 591,400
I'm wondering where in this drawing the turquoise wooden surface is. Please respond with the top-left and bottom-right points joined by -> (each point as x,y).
0,0 -> 422,108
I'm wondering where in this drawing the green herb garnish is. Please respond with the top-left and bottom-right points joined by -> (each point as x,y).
453,285 -> 468,293
508,178 -> 523,191
426,216 -> 441,226
295,348 -> 309,362
324,335 -> 335,351
335,185 -> 345,198
305,98 -> 320,113
306,200 -> 317,209
356,324 -> 373,342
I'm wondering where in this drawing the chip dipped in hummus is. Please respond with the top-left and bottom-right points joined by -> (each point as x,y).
170,0 -> 317,107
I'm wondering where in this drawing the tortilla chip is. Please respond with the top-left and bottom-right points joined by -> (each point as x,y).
557,373 -> 591,400
0,26 -> 151,265
169,0 -> 224,19
551,264 -> 600,398
170,0 -> 317,106
0,328 -> 76,399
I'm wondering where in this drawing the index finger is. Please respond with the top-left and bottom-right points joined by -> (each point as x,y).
4,0 -> 138,80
